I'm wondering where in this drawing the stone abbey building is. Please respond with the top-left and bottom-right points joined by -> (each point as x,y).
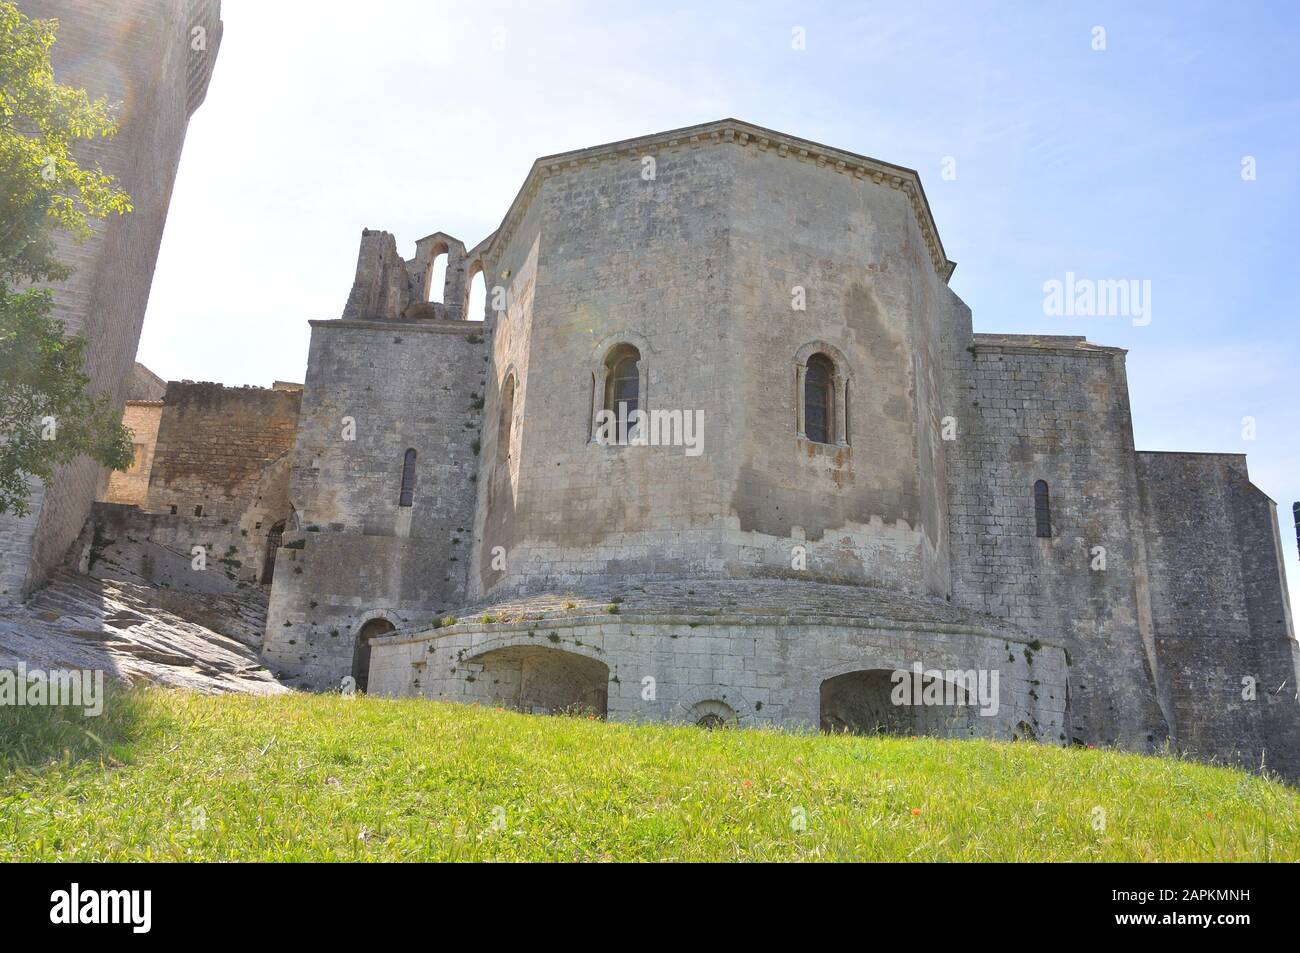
4,3 -> 1289,776
256,119 -> 1299,776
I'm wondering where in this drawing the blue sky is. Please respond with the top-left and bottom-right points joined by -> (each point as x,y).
139,0 -> 1299,606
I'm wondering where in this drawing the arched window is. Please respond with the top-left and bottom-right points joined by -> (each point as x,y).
803,354 -> 835,445
465,260 -> 487,323
603,345 -> 641,443
399,448 -> 417,507
1033,480 -> 1052,538
795,343 -> 849,447
498,375 -> 516,466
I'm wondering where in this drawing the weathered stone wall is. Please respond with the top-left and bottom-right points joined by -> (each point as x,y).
102,401 -> 163,506
1137,452 -> 1300,776
0,0 -> 221,601
944,333 -> 1167,749
89,501 -> 255,591
144,381 -> 301,523
262,316 -> 485,686
727,142 -> 951,597
472,144 -> 735,597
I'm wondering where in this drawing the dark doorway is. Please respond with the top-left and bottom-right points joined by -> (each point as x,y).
261,520 -> 286,584
352,617 -> 396,692
819,669 -> 976,737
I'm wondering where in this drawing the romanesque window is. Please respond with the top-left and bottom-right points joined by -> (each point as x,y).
1033,480 -> 1052,538
803,354 -> 835,444
603,344 -> 641,443
399,448 -> 417,507
795,343 -> 849,446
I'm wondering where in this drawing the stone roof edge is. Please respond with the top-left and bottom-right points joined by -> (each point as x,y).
166,380 -> 301,392
309,318 -> 486,336
971,333 -> 1127,357
1135,450 -> 1248,459
484,118 -> 955,283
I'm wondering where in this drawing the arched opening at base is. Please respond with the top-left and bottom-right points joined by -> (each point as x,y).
819,669 -> 977,737
353,617 -> 395,692
472,646 -> 608,718
689,699 -> 738,729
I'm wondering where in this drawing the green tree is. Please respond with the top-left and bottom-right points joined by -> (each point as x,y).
0,1 -> 134,516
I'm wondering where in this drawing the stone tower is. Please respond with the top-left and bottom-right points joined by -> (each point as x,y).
0,0 -> 222,601
260,231 -> 491,686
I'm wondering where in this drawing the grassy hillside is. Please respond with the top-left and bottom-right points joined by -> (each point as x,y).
1,689 -> 1296,861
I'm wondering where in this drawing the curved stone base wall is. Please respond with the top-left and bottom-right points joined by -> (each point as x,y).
368,602 -> 1069,743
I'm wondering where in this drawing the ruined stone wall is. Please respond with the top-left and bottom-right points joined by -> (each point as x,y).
90,501 -> 257,590
144,382 -> 301,523
102,401 -> 163,506
262,318 -> 485,686
944,335 -> 1167,748
1137,452 -> 1300,777
0,0 -> 221,601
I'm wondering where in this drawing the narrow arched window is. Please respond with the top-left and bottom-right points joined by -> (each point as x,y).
399,448 -> 417,507
1033,480 -> 1052,538
804,354 -> 835,444
604,345 -> 641,442
498,375 -> 516,466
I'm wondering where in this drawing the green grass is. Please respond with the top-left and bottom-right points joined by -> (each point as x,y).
1,688 -> 1296,861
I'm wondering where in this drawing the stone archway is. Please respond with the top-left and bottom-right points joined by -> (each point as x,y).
819,669 -> 977,737
353,617 -> 395,692
470,645 -> 608,717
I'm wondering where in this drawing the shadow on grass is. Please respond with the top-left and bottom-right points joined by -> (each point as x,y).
0,682 -> 144,776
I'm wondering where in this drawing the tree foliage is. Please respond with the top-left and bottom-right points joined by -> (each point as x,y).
0,1 -> 135,516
